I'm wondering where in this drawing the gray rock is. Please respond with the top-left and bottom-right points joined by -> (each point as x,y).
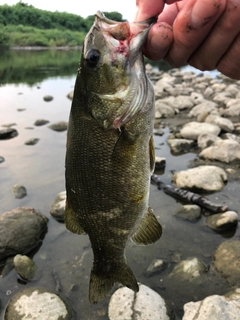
205,211 -> 238,231
0,156 -> 5,163
188,101 -> 218,118
43,95 -> 53,102
1,257 -> 14,277
214,240 -> 240,286
155,157 -> 166,170
169,257 -> 206,281
5,287 -> 73,320
183,288 -> 240,320
50,191 -> 66,221
204,114 -> 234,132
173,205 -> 201,221
108,284 -> 171,320
197,133 -> 221,149
172,165 -> 227,192
13,254 -> 38,281
34,119 -> 49,126
48,121 -> 68,132
199,139 -> 240,163
145,259 -> 166,277
24,138 -> 39,146
180,122 -> 221,140
0,207 -> 48,262
0,128 -> 18,140
168,139 -> 195,153
12,184 -> 27,199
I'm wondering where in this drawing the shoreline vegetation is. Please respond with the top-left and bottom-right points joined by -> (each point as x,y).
0,2 -> 124,48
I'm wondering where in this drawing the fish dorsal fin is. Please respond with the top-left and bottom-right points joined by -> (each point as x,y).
149,135 -> 155,173
131,207 -> 162,245
65,200 -> 86,235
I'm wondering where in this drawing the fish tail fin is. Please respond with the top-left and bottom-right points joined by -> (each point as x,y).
89,263 -> 139,304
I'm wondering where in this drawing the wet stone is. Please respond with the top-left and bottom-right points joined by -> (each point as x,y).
24,138 -> 39,146
214,240 -> 240,286
67,91 -> 74,100
4,287 -> 73,320
48,121 -> 68,132
43,95 -> 53,102
0,156 -> 5,163
205,211 -> 238,232
145,259 -> 166,277
169,257 -> 206,281
168,139 -> 195,153
34,119 -> 50,126
155,157 -> 166,170
13,254 -> 38,281
12,184 -> 27,199
50,191 -> 66,221
0,207 -> 48,262
0,128 -> 18,140
173,205 -> 201,221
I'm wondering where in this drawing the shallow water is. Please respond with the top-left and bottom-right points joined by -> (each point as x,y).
0,60 -> 240,319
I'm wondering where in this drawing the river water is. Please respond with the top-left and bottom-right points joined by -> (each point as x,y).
0,49 -> 239,319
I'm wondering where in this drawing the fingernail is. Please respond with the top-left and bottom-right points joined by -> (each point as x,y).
191,0 -> 222,28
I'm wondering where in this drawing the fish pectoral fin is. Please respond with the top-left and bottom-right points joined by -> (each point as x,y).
131,207 -> 162,245
149,135 -> 155,173
89,263 -> 138,304
64,202 -> 86,235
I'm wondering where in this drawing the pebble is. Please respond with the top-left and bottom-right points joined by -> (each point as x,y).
13,254 -> 38,281
50,191 -> 66,221
108,284 -> 171,320
167,138 -> 195,153
145,259 -> 166,277
0,156 -> 5,163
43,95 -> 53,102
155,157 -> 166,170
0,128 -> 18,140
34,119 -> 50,126
5,287 -> 73,320
12,184 -> 27,199
24,138 -> 39,145
48,121 -> 68,132
67,91 -> 74,100
169,257 -> 206,281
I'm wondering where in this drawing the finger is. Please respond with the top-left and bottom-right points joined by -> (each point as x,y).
135,0 -> 181,21
217,32 -> 240,79
143,22 -> 174,60
189,0 -> 240,71
165,0 -> 227,67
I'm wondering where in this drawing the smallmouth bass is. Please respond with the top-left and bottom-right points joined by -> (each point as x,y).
65,11 -> 162,304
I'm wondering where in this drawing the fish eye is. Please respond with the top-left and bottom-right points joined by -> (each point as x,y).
85,49 -> 100,67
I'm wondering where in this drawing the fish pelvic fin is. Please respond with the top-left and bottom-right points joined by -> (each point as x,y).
89,264 -> 139,304
64,200 -> 86,235
131,207 -> 162,245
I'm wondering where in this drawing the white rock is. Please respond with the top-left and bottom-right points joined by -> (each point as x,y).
183,289 -> 240,320
205,211 -> 238,231
205,114 -> 234,132
155,100 -> 175,118
199,139 -> 240,163
172,165 -> 227,192
108,284 -> 170,320
169,257 -> 206,280
159,95 -> 194,111
197,133 -> 221,149
180,122 -> 221,140
188,101 -> 218,118
50,191 -> 66,221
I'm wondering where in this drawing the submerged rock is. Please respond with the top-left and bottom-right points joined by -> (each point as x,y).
24,138 -> 39,146
145,259 -> 166,277
0,207 -> 48,262
168,139 -> 195,153
173,205 -> 201,221
172,166 -> 227,192
34,119 -> 50,126
12,184 -> 27,199
183,289 -> 240,320
214,240 -> 240,286
13,254 -> 38,281
43,95 -> 53,102
169,257 -> 206,281
5,287 -> 73,320
0,156 -> 5,163
108,284 -> 172,320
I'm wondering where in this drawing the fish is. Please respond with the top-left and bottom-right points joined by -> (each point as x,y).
65,11 -> 162,304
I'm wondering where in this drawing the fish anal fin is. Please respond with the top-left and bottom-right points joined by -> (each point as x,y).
64,200 -> 86,235
149,135 -> 155,173
89,264 -> 138,304
131,207 -> 162,245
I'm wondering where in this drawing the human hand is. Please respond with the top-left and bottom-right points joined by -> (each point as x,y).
136,0 -> 240,80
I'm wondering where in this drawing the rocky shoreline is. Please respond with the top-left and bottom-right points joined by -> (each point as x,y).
1,66 -> 240,319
